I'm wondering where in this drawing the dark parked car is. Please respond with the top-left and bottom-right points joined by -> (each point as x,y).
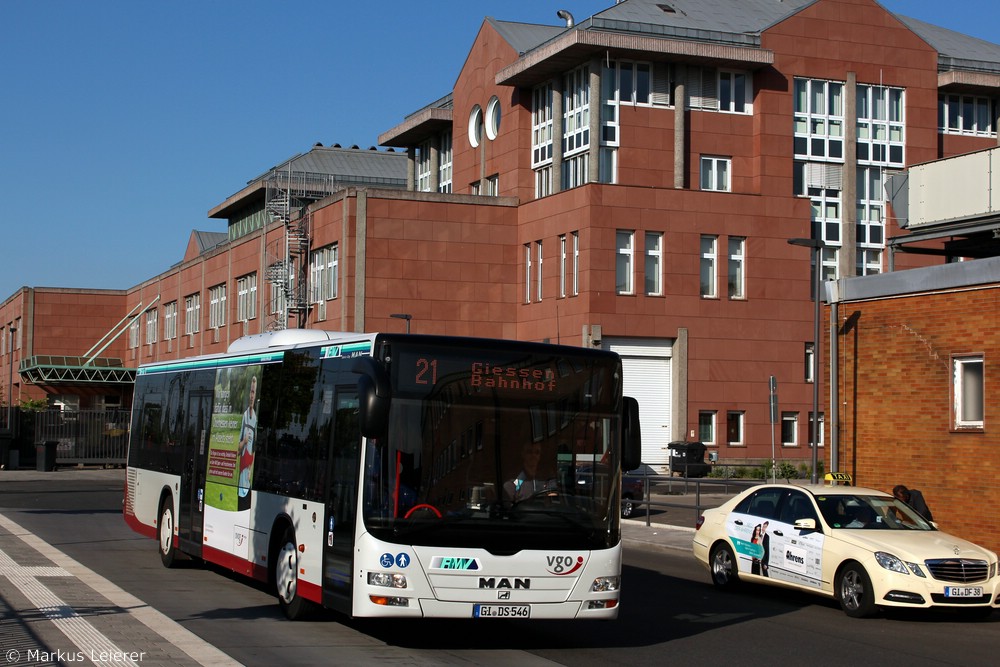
575,463 -> 656,518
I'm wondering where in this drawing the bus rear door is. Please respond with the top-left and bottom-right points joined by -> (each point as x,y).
178,390 -> 212,555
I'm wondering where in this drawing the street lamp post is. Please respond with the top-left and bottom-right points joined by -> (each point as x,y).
787,238 -> 823,484
390,313 -> 412,334
6,325 -> 15,432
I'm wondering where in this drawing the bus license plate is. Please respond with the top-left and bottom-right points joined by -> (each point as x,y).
944,586 -> 983,598
473,604 -> 530,618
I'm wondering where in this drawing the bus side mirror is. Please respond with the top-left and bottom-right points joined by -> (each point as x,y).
621,396 -> 641,472
351,357 -> 390,439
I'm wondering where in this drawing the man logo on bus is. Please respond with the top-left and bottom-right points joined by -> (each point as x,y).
546,555 -> 584,575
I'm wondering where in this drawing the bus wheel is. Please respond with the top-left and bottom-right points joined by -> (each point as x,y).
275,527 -> 313,620
158,499 -> 177,568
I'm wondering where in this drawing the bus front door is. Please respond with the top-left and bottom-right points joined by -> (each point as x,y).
323,387 -> 361,614
178,390 -> 212,556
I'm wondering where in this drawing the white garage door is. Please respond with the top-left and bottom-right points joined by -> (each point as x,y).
607,339 -> 672,470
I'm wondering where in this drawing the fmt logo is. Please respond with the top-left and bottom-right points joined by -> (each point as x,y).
546,555 -> 584,575
479,577 -> 530,590
431,556 -> 480,570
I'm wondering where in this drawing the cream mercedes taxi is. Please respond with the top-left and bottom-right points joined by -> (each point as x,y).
692,479 -> 999,618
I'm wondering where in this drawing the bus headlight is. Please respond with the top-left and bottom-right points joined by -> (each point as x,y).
591,576 -> 620,592
368,572 -> 408,588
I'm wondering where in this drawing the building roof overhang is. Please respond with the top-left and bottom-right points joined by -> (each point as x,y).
379,107 -> 454,148
938,67 -> 1000,94
208,181 -> 266,219
496,28 -> 773,88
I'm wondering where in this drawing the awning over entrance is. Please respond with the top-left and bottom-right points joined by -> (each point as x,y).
19,356 -> 137,385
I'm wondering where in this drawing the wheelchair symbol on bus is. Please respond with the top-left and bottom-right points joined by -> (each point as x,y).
380,552 -> 411,568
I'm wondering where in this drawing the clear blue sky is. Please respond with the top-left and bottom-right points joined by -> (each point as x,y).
1,0 -> 996,300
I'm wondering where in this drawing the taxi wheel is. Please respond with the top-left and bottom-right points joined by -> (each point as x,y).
837,562 -> 876,618
621,497 -> 635,519
710,542 -> 739,589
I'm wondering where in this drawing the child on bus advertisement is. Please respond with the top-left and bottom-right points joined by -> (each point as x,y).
205,365 -> 262,512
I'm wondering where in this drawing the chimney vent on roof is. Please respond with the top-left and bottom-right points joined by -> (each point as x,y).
556,10 -> 574,28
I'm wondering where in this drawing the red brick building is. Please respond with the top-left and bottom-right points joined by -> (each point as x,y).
3,0 -> 999,479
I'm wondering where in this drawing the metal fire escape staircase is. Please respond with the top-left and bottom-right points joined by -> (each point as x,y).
264,170 -> 311,331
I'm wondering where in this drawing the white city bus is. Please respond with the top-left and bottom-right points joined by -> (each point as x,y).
124,330 -> 641,619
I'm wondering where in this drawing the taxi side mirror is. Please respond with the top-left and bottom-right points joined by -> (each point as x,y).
794,518 -> 817,531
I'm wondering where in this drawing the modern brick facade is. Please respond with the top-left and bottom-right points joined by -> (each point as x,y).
3,1 -> 999,488
830,258 -> 1000,552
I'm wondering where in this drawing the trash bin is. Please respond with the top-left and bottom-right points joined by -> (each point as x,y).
668,441 -> 711,478
36,441 -> 58,472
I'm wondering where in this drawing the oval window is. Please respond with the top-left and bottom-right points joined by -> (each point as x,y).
485,96 -> 501,141
468,105 -> 484,148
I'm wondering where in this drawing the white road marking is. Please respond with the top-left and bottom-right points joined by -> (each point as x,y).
0,513 -> 242,666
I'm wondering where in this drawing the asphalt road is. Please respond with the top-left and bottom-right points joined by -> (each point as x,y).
2,469 -> 998,667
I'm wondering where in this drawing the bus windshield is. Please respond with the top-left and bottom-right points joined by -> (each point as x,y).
362,338 -> 623,554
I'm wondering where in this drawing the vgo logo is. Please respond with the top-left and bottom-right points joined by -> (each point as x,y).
546,554 -> 584,575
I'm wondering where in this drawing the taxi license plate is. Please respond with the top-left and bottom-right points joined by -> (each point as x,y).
473,604 -> 530,618
944,586 -> 983,598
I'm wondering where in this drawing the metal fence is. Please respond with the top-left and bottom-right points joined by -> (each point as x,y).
32,409 -> 130,467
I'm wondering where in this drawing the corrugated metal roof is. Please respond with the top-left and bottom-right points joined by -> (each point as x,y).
248,145 -> 407,185
487,18 -> 567,55
895,14 -> 1000,71
586,0 -> 815,38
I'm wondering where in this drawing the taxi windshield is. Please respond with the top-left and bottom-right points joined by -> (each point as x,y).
816,494 -> 934,530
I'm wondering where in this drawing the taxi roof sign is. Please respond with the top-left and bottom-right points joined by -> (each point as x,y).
824,472 -> 853,485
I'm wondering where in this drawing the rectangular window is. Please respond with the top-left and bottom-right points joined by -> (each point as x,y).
645,232 -> 663,296
531,82 -> 554,167
857,83 -> 905,168
571,232 -> 579,296
310,245 -> 339,303
563,64 -> 590,159
145,309 -> 158,345
938,93 -> 996,136
687,67 -> 752,113
726,411 -> 744,446
524,243 -> 532,304
698,411 -> 716,444
184,293 -> 201,335
808,413 -> 825,448
700,156 -> 731,192
616,230 -> 634,295
559,235 -> 568,298
805,342 -> 815,383
208,284 -> 226,329
727,237 -> 745,299
485,174 -> 499,197
438,133 -> 453,193
535,241 -> 543,302
128,319 -> 140,349
700,235 -> 718,298
781,412 -> 798,446
163,301 -> 177,340
416,139 -> 432,192
953,355 -> 985,429
719,70 -> 747,113
270,258 -> 294,316
236,273 -> 257,322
